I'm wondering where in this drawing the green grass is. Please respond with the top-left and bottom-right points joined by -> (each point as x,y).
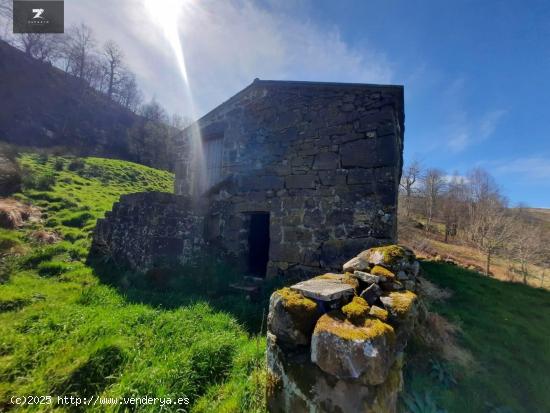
404,262 -> 550,413
0,154 -> 267,412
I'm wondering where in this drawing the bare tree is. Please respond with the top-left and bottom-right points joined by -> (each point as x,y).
16,33 -> 62,62
510,223 -> 545,284
103,40 -> 124,99
116,70 -> 142,111
61,24 -> 96,81
470,196 -> 516,276
0,0 -> 11,37
421,168 -> 446,234
441,173 -> 467,242
400,160 -> 422,217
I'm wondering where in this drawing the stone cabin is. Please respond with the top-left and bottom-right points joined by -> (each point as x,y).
92,79 -> 405,279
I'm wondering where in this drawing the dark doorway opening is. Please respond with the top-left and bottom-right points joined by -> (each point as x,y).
248,212 -> 270,277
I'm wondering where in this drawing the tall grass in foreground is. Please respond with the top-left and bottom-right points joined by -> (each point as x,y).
0,154 -> 267,412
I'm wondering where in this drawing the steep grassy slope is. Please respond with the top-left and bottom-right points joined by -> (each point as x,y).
0,41 -> 178,171
405,262 -> 550,413
0,154 -> 265,412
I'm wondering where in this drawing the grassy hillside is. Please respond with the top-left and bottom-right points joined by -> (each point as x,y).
404,262 -> 550,413
0,154 -> 265,412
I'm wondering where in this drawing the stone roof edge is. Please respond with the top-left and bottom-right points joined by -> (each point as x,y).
182,78 -> 404,135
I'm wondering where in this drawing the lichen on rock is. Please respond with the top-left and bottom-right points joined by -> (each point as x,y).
380,290 -> 418,321
342,296 -> 370,323
278,287 -> 318,319
369,305 -> 389,322
359,245 -> 414,271
311,312 -> 396,383
371,265 -> 395,279
267,288 -> 319,347
314,311 -> 394,342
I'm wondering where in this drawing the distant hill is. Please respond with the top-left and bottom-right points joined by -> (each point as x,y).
524,208 -> 550,227
0,41 -> 177,171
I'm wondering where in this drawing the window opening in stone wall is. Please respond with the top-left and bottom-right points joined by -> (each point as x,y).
248,212 -> 270,277
203,134 -> 223,188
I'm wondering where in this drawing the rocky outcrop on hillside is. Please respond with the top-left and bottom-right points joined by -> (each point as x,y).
267,245 -> 420,413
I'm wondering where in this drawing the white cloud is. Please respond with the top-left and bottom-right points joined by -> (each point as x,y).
446,107 -> 507,153
479,109 -> 507,140
63,0 -> 394,117
490,156 -> 550,180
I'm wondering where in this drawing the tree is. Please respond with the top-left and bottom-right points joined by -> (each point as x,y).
116,70 -> 142,111
440,173 -> 468,242
400,160 -> 422,217
470,196 -> 516,276
103,40 -> 124,99
420,168 -> 446,234
61,24 -> 96,81
11,31 -> 62,62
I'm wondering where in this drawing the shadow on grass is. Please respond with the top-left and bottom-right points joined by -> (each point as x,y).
87,255 -> 290,333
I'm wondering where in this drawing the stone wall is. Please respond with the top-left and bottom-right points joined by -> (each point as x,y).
174,80 -> 405,278
266,245 -> 420,413
91,192 -> 204,269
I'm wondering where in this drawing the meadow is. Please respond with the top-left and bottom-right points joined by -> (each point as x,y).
0,154 -> 266,412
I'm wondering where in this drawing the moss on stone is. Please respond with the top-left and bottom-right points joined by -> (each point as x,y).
277,287 -> 317,313
314,273 -> 341,281
369,306 -> 389,322
387,290 -> 417,316
342,296 -> 370,322
371,265 -> 395,278
367,245 -> 412,266
276,287 -> 318,332
315,312 -> 394,342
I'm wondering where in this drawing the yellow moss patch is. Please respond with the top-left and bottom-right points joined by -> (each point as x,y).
314,273 -> 342,281
387,290 -> 417,316
315,312 -> 394,341
342,296 -> 370,322
371,265 -> 395,278
277,287 -> 317,315
369,306 -> 389,322
367,245 -> 412,266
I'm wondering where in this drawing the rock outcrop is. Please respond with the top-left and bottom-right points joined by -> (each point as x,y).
267,244 -> 420,413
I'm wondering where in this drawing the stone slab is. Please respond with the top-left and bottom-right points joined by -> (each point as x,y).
290,279 -> 354,302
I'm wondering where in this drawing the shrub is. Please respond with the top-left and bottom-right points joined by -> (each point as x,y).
22,170 -> 56,191
37,153 -> 49,164
68,158 -> 85,171
53,158 -> 65,171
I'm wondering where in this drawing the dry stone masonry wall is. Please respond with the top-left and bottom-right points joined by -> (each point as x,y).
267,245 -> 420,413
91,192 -> 204,269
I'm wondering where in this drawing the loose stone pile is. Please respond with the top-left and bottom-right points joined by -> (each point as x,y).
267,245 -> 420,413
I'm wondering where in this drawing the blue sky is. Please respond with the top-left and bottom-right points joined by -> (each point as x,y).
58,0 -> 550,207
